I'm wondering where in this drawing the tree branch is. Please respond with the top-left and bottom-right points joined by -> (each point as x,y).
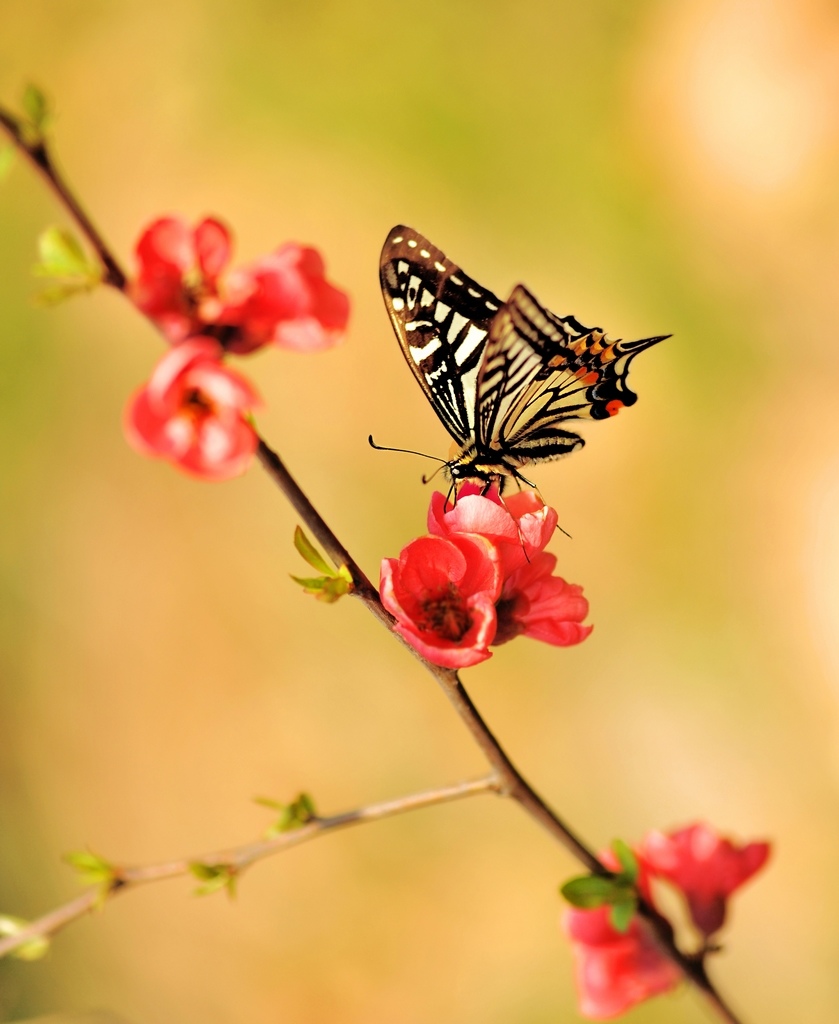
0,107 -> 125,289
0,776 -> 498,960
253,439 -> 745,1024
0,102 -> 746,1024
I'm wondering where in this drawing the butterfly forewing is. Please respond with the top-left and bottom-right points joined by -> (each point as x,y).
380,226 -> 503,446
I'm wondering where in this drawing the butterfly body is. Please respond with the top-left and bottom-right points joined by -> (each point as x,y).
380,225 -> 668,493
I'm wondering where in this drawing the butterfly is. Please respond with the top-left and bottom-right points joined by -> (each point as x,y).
379,225 -> 669,494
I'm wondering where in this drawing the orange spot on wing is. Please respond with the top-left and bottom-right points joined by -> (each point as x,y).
573,368 -> 599,384
606,399 -> 623,416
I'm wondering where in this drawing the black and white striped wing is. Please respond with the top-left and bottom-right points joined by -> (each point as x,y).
479,285 -> 668,462
380,226 -> 503,447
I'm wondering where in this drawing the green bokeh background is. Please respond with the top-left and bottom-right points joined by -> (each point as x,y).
2,1 -> 839,1021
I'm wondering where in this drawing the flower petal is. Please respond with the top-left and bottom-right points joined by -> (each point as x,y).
135,216 -> 193,273
194,217 -> 232,282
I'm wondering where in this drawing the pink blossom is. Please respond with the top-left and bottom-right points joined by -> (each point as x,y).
130,216 -> 232,342
383,490 -> 591,665
563,905 -> 681,1020
129,216 -> 349,353
494,552 -> 592,647
380,534 -> 502,668
219,244 -> 350,354
124,338 -> 260,481
427,488 -> 557,576
640,823 -> 771,938
562,849 -> 680,1020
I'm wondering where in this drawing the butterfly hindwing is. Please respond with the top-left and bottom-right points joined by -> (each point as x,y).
480,285 -> 667,463
476,285 -> 589,456
380,226 -> 503,446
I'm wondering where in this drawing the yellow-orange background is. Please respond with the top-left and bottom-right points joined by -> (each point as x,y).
2,1 -> 839,1021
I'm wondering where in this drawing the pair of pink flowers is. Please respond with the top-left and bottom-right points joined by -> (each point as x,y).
563,823 -> 771,1019
380,486 -> 592,667
124,216 -> 349,480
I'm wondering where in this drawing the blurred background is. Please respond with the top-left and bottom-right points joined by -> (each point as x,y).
2,1 -> 838,1021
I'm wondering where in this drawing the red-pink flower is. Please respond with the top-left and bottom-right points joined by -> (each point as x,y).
494,552 -> 592,646
380,533 -> 502,668
125,337 -> 260,481
640,823 -> 771,938
130,216 -> 231,342
427,488 -> 590,648
427,487 -> 557,576
219,244 -> 350,355
562,850 -> 681,1020
129,216 -> 349,353
383,489 -> 591,664
563,905 -> 681,1020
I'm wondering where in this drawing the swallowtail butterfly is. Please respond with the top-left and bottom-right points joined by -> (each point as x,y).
380,225 -> 668,493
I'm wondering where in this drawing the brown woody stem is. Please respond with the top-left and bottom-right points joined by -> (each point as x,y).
0,108 -> 125,289
0,776 -> 498,959
0,103 -> 745,1024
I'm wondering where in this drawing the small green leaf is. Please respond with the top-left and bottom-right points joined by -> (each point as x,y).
22,83 -> 50,133
290,573 -> 350,603
561,875 -> 621,909
35,226 -> 99,281
254,796 -> 285,812
0,915 -> 51,961
189,862 -> 237,898
318,576 -> 350,603
260,791 -> 317,838
611,839 -> 639,883
0,146 -> 16,183
291,528 -> 352,602
295,792 -> 316,821
64,849 -> 116,888
290,574 -> 329,591
263,810 -> 293,837
293,527 -> 332,575
32,227 -> 102,305
609,896 -> 638,934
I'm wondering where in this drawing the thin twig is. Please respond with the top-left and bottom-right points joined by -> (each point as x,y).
253,441 -> 744,1024
0,104 -> 745,1024
254,436 -> 604,871
0,108 -> 125,289
0,776 -> 498,959
255,440 -> 383,607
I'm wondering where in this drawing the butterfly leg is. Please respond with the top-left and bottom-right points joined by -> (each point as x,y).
511,470 -> 571,537
511,469 -> 538,491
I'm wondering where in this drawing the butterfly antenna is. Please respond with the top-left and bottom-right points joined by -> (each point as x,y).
368,435 -> 446,464
422,461 -> 452,485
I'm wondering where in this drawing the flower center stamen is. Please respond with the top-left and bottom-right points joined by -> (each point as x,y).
183,387 -> 215,422
420,584 -> 472,642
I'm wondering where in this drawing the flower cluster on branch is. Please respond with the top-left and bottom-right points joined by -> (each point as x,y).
562,824 -> 770,1019
131,215 -> 349,353
125,214 -> 350,478
381,485 -> 592,667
